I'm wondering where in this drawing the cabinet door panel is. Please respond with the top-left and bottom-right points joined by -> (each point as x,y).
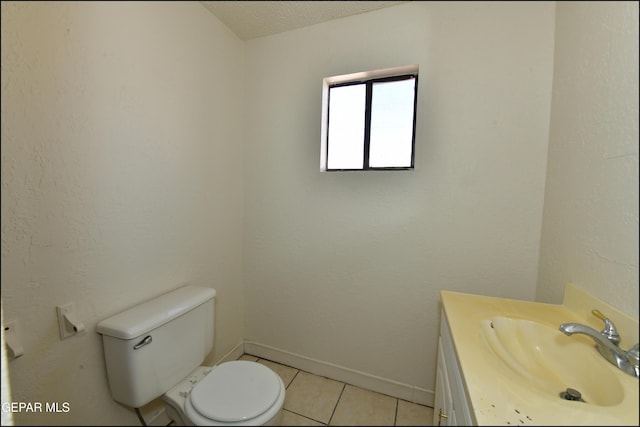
433,336 -> 452,426
439,311 -> 476,425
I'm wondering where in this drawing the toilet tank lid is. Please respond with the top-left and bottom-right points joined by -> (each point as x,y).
96,285 -> 216,340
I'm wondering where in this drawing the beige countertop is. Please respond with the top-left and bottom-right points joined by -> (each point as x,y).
441,285 -> 639,426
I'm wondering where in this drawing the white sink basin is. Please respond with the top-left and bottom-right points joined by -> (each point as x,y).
479,316 -> 624,406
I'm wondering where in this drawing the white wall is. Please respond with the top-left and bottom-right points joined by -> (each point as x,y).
537,1 -> 639,318
243,2 -> 555,395
1,2 -> 245,424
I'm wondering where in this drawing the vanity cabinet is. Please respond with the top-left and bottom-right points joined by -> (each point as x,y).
433,311 -> 475,426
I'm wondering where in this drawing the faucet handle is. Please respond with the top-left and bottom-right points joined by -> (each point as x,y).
592,309 -> 621,346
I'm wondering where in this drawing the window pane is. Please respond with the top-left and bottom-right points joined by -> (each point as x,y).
369,78 -> 415,168
327,84 -> 366,169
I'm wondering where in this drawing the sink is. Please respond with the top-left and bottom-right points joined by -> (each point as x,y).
442,287 -> 638,425
480,316 -> 625,406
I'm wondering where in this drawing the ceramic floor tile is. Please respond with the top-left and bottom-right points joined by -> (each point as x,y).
257,358 -> 299,388
329,384 -> 397,426
284,371 -> 345,424
396,400 -> 434,426
237,354 -> 432,426
280,409 -> 326,426
238,354 -> 259,362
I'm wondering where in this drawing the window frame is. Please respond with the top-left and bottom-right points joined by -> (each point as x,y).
320,65 -> 419,172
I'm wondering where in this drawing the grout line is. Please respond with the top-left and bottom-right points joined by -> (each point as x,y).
393,397 -> 399,426
283,409 -> 328,426
287,368 -> 300,389
327,382 -> 347,426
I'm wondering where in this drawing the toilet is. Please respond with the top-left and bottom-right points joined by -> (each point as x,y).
96,285 -> 285,426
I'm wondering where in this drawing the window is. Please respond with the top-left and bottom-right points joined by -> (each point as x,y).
320,65 -> 418,171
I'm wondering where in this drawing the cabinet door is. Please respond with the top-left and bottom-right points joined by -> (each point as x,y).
433,336 -> 453,426
440,312 -> 475,425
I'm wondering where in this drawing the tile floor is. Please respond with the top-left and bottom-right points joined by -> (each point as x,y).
238,354 -> 434,426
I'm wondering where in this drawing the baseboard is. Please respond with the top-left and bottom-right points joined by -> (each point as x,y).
243,341 -> 433,407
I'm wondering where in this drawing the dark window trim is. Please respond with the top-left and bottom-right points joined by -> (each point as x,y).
326,73 -> 418,172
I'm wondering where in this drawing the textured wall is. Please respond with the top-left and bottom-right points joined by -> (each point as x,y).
243,2 -> 555,394
1,2 -> 245,424
537,2 -> 639,318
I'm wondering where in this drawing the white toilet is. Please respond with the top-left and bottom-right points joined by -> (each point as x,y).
96,285 -> 285,426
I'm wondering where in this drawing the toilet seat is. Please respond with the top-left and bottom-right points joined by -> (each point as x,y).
185,361 -> 284,425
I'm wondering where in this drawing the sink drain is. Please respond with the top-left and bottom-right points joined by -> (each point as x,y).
560,388 -> 585,402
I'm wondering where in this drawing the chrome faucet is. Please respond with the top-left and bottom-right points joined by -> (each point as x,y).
559,309 -> 639,378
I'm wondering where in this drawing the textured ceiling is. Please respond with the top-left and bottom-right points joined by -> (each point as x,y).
201,1 -> 406,41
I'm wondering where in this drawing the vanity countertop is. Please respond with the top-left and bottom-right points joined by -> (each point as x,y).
441,284 -> 639,426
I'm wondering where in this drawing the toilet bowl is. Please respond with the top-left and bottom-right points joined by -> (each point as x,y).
163,362 -> 285,426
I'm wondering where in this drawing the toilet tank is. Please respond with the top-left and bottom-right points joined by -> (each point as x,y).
96,285 -> 216,408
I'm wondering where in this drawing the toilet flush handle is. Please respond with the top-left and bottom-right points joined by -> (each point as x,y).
133,335 -> 152,350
